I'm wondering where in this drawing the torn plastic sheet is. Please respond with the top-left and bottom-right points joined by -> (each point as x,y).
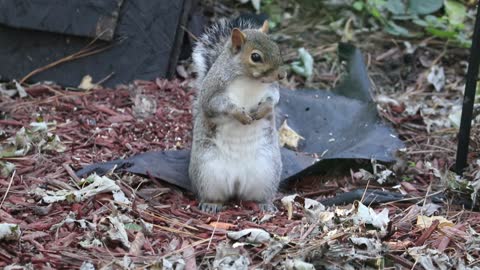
76,43 -> 405,191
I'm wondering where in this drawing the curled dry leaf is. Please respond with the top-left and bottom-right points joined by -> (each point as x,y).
78,75 -> 97,90
352,201 -> 390,231
279,120 -> 304,150
227,228 -> 271,244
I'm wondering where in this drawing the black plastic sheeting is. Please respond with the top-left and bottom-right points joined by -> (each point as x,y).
76,43 -> 405,191
0,0 -> 123,41
0,0 -> 190,87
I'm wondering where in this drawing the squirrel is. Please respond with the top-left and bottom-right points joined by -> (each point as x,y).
188,17 -> 285,213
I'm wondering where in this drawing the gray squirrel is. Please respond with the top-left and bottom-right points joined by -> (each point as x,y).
189,17 -> 285,213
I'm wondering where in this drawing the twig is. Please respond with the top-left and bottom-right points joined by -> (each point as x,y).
19,39 -> 114,84
62,163 -> 81,183
181,25 -> 198,42
151,224 -> 203,240
0,170 -> 15,209
207,215 -> 221,250
141,210 -> 198,231
95,72 -> 115,87
360,179 -> 371,204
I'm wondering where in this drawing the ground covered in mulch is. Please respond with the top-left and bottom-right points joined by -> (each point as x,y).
2,2 -> 480,270
1,74 -> 479,269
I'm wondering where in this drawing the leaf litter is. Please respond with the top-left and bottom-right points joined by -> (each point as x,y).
1,2 -> 480,269
0,75 -> 479,269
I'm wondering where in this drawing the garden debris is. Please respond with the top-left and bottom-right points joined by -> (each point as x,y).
0,121 -> 65,159
352,201 -> 390,231
416,215 -> 454,229
78,75 -> 97,91
278,120 -> 304,150
1,2 -> 479,268
228,228 -> 271,244
284,259 -> 315,270
34,173 -> 130,204
0,224 -> 21,241
427,65 -> 446,91
213,243 -> 249,270
291,48 -> 314,81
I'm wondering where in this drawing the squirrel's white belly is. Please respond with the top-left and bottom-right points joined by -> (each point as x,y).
204,119 -> 276,201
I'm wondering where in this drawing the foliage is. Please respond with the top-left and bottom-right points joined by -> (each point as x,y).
352,0 -> 472,47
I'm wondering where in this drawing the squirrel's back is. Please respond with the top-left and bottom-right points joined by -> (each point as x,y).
192,17 -> 263,83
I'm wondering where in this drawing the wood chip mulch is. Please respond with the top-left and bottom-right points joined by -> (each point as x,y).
0,79 -> 479,269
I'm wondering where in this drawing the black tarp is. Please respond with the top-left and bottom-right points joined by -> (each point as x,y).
76,43 -> 405,191
0,0 -> 191,87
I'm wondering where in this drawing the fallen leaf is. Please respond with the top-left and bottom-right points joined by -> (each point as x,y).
78,75 -> 97,90
427,65 -> 445,91
284,258 -> 315,270
416,216 -> 454,229
352,201 -> 390,231
0,223 -> 21,241
213,242 -> 249,270
279,120 -> 305,150
227,228 -> 271,244
209,222 -> 235,230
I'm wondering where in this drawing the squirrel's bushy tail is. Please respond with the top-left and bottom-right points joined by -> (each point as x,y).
192,17 -> 261,84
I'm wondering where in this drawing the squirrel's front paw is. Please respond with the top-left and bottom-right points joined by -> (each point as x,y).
251,100 -> 273,120
233,108 -> 253,125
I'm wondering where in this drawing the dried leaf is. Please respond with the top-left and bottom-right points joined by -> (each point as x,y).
35,174 -> 131,205
427,65 -> 445,91
284,259 -> 315,270
209,222 -> 235,230
352,201 -> 390,231
416,216 -> 454,229
213,243 -> 249,270
78,75 -> 97,90
0,223 -> 21,241
80,261 -> 96,270
106,216 -> 130,248
227,228 -> 271,244
279,120 -> 304,150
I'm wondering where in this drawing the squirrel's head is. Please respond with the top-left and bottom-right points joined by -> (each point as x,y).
229,21 -> 285,83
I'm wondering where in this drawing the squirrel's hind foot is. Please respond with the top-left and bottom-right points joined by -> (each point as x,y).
199,202 -> 224,213
258,203 -> 278,213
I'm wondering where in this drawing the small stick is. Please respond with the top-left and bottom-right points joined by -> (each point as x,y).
20,43 -> 113,84
0,170 -> 15,209
62,163 -> 81,183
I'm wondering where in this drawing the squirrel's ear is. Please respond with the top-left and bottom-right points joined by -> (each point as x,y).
231,28 -> 246,53
259,20 -> 269,33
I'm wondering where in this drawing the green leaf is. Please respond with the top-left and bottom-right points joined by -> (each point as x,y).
124,223 -> 143,231
444,0 -> 466,27
426,27 -> 457,38
386,0 -> 406,15
408,0 -> 444,15
384,21 -> 415,37
353,1 -> 364,11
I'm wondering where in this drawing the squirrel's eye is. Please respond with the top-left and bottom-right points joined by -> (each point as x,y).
251,52 -> 262,63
